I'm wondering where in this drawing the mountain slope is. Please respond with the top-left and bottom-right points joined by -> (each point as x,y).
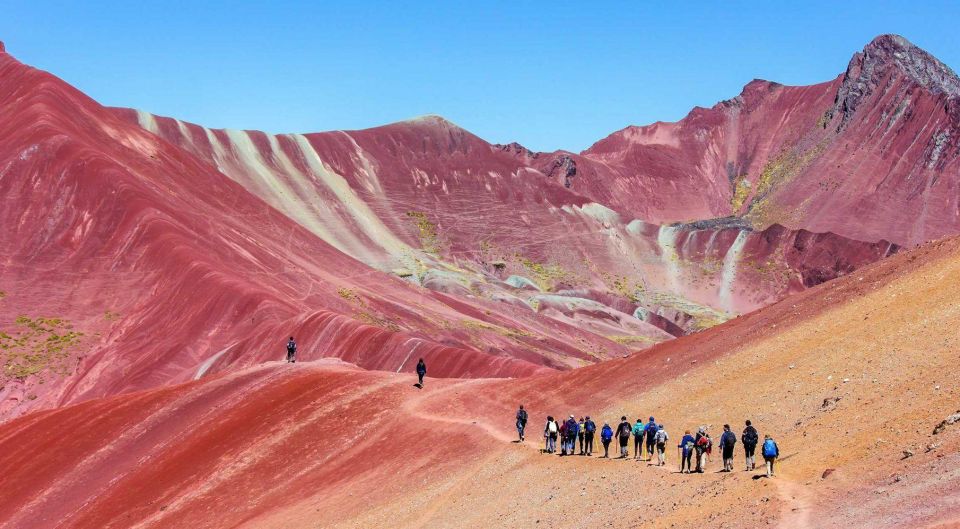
2,231 -> 957,528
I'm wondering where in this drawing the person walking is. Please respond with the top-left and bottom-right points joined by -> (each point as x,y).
415,358 -> 427,387
516,405 -> 528,442
600,422 -> 614,458
632,419 -> 645,459
694,427 -> 711,473
285,337 -> 297,363
617,416 -> 632,458
578,417 -> 586,455
583,416 -> 596,456
644,417 -> 658,461
679,429 -> 695,473
565,415 -> 579,456
558,417 -> 569,455
762,435 -> 780,477
544,416 -> 558,453
654,423 -> 669,466
719,424 -> 737,472
742,420 -> 759,471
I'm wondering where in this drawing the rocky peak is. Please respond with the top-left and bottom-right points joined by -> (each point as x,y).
833,34 -> 960,128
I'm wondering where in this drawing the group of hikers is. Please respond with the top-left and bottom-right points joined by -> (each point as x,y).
520,407 -> 780,477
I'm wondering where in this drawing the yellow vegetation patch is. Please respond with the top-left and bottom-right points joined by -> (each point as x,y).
1,316 -> 85,382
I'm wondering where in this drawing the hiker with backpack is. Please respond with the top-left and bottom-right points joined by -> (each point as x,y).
644,417 -> 658,461
286,337 -> 297,363
617,416 -> 632,458
564,415 -> 579,456
578,417 -> 586,455
719,424 -> 737,472
762,435 -> 780,477
600,422 -> 614,457
742,420 -> 759,471
583,416 -> 596,456
679,429 -> 695,473
632,418 -> 645,459
544,416 -> 558,453
654,423 -> 669,466
516,405 -> 528,442
416,358 -> 427,387
694,427 -> 711,473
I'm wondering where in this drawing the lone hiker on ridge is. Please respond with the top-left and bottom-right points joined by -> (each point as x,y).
286,337 -> 297,363
516,405 -> 528,442
416,358 -> 427,387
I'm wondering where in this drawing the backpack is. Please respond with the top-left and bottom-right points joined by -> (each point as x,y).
655,429 -> 668,443
585,421 -> 595,433
287,340 -> 296,353
683,438 -> 695,451
548,421 -> 558,434
518,410 -> 528,423
601,427 -> 613,442
762,439 -> 778,458
742,427 -> 759,445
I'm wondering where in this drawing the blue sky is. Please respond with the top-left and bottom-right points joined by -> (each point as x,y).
3,1 -> 959,152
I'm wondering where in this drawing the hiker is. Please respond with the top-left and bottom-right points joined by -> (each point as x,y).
632,419 -> 645,459
578,417 -> 586,455
584,416 -> 596,456
679,429 -> 695,473
654,423 -> 669,466
762,435 -> 780,477
742,420 -> 759,471
564,415 -> 579,456
719,424 -> 737,472
694,427 -> 711,473
516,405 -> 528,442
600,422 -> 614,457
644,417 -> 658,461
286,337 -> 297,363
617,416 -> 632,458
558,417 -> 569,455
544,416 -> 558,453
415,358 -> 426,387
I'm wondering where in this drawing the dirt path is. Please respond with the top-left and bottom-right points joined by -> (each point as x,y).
774,476 -> 816,529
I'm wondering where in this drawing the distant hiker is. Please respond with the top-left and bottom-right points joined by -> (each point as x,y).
654,424 -> 669,466
584,416 -> 596,456
679,429 -> 695,473
632,419 -> 645,459
719,424 -> 737,472
544,416 -> 558,453
617,416 -> 632,458
644,417 -> 658,461
416,358 -> 426,387
600,422 -> 614,458
762,435 -> 780,477
286,337 -> 297,363
578,417 -> 586,455
742,420 -> 759,471
516,405 -> 528,442
694,427 -> 711,473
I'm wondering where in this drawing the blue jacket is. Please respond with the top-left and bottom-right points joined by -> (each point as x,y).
679,434 -> 696,455
645,421 -> 658,438
720,430 -> 737,449
601,425 -> 613,442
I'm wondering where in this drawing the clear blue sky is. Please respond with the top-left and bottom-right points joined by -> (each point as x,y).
3,1 -> 959,152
